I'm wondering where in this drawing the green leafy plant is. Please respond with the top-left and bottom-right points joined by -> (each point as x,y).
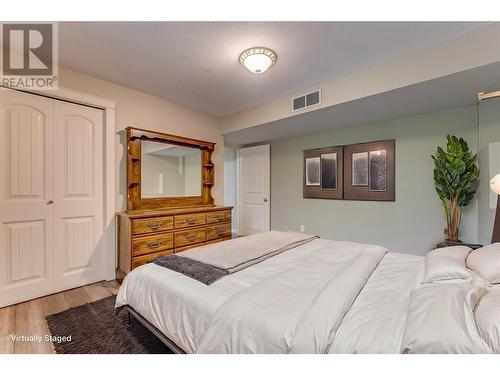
431,135 -> 479,243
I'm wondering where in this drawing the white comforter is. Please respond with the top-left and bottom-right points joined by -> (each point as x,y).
197,241 -> 387,353
116,239 -> 395,353
330,252 -> 424,353
116,236 -> 498,354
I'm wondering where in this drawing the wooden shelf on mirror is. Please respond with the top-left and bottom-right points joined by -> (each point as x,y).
129,176 -> 140,185
125,126 -> 216,210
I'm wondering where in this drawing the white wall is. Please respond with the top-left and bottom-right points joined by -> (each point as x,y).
58,67 -> 224,211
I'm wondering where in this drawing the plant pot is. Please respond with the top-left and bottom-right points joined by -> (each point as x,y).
444,239 -> 463,246
435,241 -> 483,250
436,240 -> 462,249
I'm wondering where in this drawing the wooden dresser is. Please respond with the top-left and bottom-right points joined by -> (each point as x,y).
117,127 -> 232,278
117,205 -> 232,275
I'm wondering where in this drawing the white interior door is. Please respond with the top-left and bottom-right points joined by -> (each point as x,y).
0,90 -> 55,306
238,144 -> 270,236
0,90 -> 106,307
53,101 -> 105,291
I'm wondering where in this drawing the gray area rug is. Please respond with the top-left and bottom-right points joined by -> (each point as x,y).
46,295 -> 173,354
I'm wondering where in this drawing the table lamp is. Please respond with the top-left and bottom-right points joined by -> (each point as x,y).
491,173 -> 500,243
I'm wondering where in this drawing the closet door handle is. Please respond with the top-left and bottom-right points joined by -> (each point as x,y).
47,200 -> 55,205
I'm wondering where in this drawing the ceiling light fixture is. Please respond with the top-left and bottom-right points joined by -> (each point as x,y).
239,47 -> 277,74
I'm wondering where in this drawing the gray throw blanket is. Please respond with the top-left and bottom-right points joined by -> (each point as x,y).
150,231 -> 319,285
151,255 -> 228,285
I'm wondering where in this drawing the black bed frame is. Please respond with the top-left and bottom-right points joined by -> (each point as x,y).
124,305 -> 187,354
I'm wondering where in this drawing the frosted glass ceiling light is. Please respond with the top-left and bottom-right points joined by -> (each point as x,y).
239,47 -> 277,74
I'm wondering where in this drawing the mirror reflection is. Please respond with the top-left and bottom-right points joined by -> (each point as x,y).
141,141 -> 202,198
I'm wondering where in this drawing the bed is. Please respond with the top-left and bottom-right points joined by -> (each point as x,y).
115,231 -> 500,354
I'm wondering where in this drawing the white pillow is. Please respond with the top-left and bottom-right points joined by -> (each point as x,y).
422,245 -> 472,283
466,243 -> 500,284
475,287 -> 500,353
401,283 -> 491,354
429,245 -> 472,259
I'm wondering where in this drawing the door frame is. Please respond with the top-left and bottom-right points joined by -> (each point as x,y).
236,147 -> 241,235
18,86 -> 117,281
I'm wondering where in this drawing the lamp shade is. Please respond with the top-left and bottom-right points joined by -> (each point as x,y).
491,173 -> 500,195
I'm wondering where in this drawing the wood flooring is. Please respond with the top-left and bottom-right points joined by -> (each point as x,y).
0,280 -> 120,354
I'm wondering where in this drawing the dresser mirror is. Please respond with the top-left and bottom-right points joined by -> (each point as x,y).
118,127 -> 232,278
119,127 -> 232,278
141,140 -> 202,198
126,127 -> 215,210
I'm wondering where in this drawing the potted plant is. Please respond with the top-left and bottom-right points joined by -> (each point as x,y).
431,135 -> 479,245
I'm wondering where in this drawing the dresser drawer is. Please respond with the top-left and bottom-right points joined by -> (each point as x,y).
131,249 -> 173,269
174,213 -> 206,229
132,233 -> 174,257
206,223 -> 232,241
174,228 -> 206,247
131,216 -> 173,236
206,210 -> 232,224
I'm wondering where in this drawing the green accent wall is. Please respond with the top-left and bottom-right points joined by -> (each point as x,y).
271,106 -> 480,255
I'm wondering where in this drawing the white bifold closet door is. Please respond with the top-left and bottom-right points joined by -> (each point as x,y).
53,100 -> 105,291
0,89 -> 105,307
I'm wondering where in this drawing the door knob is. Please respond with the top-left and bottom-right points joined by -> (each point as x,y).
263,198 -> 268,203
47,200 -> 54,205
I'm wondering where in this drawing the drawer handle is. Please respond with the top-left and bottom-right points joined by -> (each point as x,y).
147,240 -> 164,249
216,215 -> 225,222
215,227 -> 227,235
147,222 -> 162,230
185,217 -> 196,225
185,233 -> 198,241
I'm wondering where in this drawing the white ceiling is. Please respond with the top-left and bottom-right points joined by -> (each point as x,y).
59,22 -> 489,117
223,62 -> 500,145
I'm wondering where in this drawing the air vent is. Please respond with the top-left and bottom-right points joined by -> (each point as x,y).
292,96 -> 306,111
292,89 -> 321,112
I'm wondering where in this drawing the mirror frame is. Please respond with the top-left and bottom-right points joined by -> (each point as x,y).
125,126 -> 215,211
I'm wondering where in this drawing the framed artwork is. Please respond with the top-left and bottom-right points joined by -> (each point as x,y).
321,153 -> 337,189
344,140 -> 395,201
303,140 -> 394,201
305,157 -> 321,186
303,146 -> 343,199
369,150 -> 387,192
351,152 -> 368,187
